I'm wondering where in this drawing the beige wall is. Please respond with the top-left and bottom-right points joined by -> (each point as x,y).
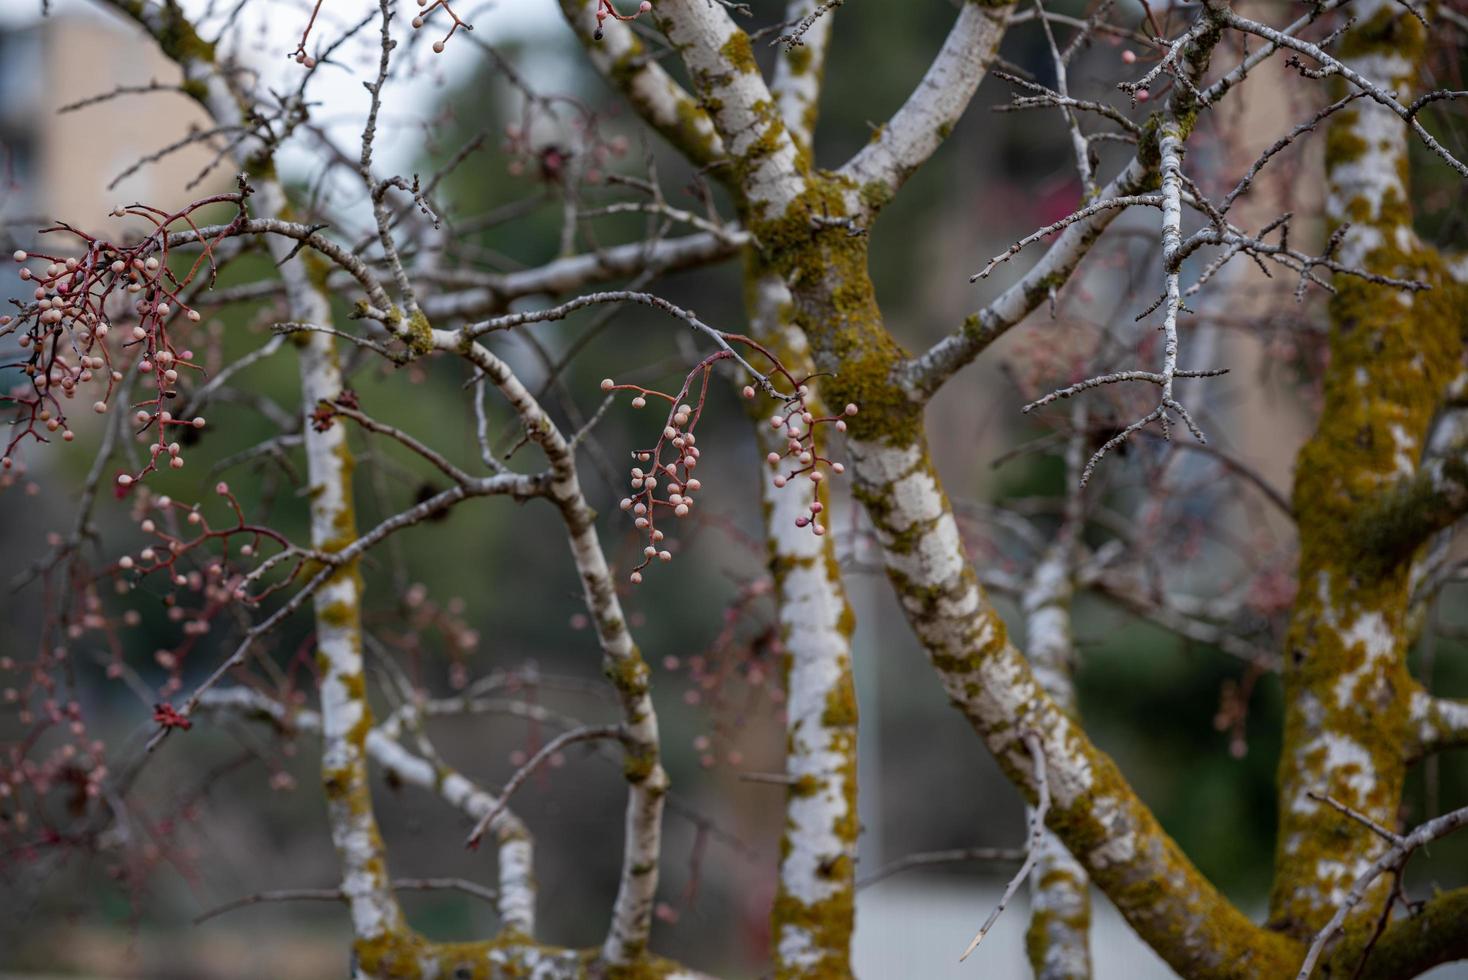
34,11 -> 227,232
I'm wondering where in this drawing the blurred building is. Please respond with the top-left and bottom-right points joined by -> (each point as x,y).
0,8 -> 224,236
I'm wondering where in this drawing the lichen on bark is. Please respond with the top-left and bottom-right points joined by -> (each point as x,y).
1268,0 -> 1466,941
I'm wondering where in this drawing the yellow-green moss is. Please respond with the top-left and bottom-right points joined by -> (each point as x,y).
603,651 -> 650,700
1326,113 -> 1368,167
1338,3 -> 1425,61
1269,9 -> 1463,934
720,32 -> 758,75
1024,869 -> 1092,977
180,78 -> 210,103
744,173 -> 925,447
820,668 -> 857,728
405,310 -> 434,357
320,600 -> 356,629
115,0 -> 216,64
770,890 -> 856,979
604,46 -> 721,167
785,44 -> 813,76
859,180 -> 893,213
353,934 -> 693,980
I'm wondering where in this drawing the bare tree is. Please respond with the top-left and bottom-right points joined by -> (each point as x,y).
2,0 -> 1467,977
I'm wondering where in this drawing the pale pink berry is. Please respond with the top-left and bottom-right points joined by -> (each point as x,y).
601,378 -> 615,390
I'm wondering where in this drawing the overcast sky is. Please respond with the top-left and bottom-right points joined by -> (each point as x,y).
3,0 -> 571,173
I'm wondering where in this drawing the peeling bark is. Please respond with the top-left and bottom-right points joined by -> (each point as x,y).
1021,536 -> 1091,979
1268,0 -> 1466,940
779,226 -> 1297,977
745,264 -> 858,977
771,0 -> 837,152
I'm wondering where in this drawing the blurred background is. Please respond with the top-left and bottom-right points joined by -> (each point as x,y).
1,0 -> 1466,977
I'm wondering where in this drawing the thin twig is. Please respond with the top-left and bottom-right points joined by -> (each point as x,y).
960,731 -> 1049,961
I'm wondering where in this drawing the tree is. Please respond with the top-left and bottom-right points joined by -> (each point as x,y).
2,0 -> 1467,977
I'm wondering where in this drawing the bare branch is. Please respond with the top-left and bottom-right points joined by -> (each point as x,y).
961,730 -> 1049,961
838,1 -> 1014,209
1297,805 -> 1468,979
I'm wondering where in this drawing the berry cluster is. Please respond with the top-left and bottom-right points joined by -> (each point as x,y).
603,345 -> 856,583
378,582 -> 483,692
763,391 -> 857,536
412,0 -> 473,54
1,194 -> 245,479
0,480 -> 289,864
107,482 -> 303,694
603,360 -> 716,585
595,0 -> 654,41
661,576 -> 784,768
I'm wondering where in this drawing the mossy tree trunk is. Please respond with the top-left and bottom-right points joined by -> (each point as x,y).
745,260 -> 860,977
1267,0 -> 1468,944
